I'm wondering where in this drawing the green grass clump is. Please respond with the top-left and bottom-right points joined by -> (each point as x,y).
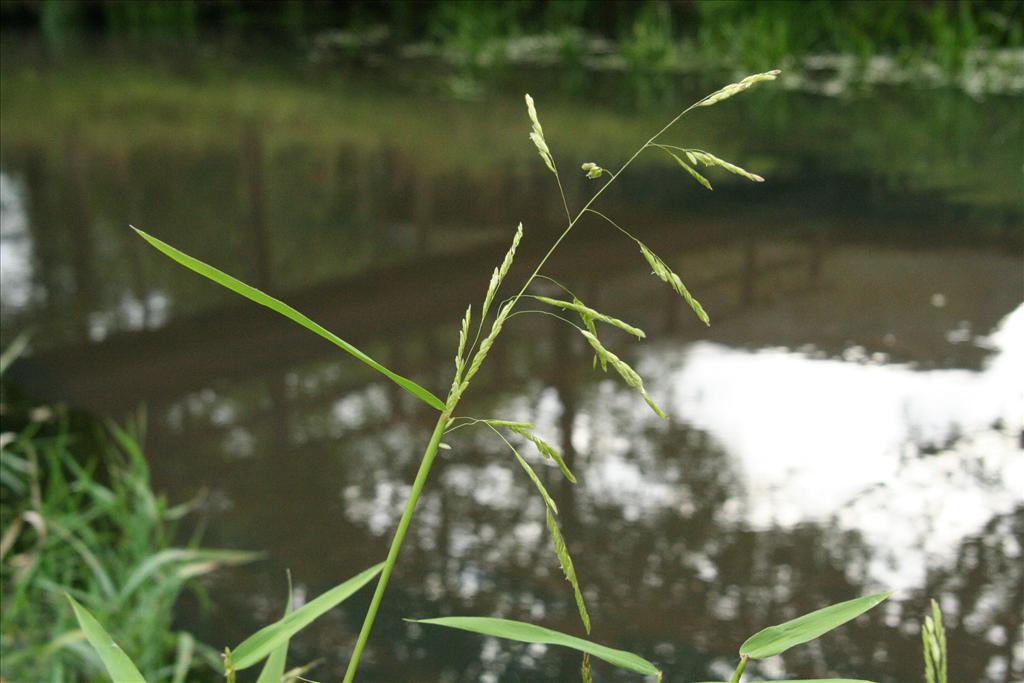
0,406 -> 256,682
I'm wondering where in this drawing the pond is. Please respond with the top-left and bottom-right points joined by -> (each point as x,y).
1,37 -> 1022,682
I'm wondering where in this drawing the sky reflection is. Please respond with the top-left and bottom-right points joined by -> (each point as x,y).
655,303 -> 1023,589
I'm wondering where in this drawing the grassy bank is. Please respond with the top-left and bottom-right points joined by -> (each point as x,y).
0,359 -> 255,682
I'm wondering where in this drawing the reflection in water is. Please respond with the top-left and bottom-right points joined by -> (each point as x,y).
0,172 -> 34,311
1,45 -> 1021,682
662,304 -> 1024,589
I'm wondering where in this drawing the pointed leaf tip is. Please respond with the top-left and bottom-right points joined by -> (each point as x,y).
66,594 -> 148,683
131,227 -> 444,411
740,592 -> 891,660
410,617 -> 660,677
229,563 -> 384,670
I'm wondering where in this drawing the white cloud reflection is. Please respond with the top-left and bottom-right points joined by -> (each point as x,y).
660,303 -> 1024,589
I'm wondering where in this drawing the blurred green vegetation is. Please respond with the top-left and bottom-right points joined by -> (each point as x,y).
1,0 -> 1020,73
0,370 -> 256,681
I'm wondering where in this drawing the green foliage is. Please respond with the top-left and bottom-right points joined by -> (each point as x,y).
225,563 -> 383,671
66,595 -> 148,683
132,227 -> 445,411
740,592 -> 891,660
0,411 -> 255,682
409,617 -> 662,678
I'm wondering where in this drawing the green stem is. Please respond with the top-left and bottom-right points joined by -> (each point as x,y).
729,655 -> 749,683
342,410 -> 450,683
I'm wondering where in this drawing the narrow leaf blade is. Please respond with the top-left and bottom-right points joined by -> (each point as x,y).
229,563 -> 384,670
66,594 -> 148,683
409,616 -> 660,677
740,592 -> 891,660
132,228 -> 444,411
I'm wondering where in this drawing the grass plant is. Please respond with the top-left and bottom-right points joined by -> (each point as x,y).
64,70 -> 896,681
0,405 -> 256,682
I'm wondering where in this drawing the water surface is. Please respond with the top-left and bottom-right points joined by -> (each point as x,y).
2,38 -> 1022,682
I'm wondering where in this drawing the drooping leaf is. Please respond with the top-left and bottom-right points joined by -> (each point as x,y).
547,509 -> 591,633
228,563 -> 384,671
533,295 -> 645,339
66,594 -> 148,683
740,592 -> 891,660
132,228 -> 444,411
409,617 -> 660,678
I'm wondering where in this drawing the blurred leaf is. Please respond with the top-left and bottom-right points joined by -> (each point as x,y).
171,632 -> 194,683
66,594 -> 147,683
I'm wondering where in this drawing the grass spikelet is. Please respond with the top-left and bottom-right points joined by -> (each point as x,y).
534,295 -> 646,339
509,426 -> 577,484
579,330 -> 667,419
525,94 -> 557,174
581,654 -> 593,683
638,243 -> 710,326
923,599 -> 948,683
488,424 -> 558,513
690,151 -> 764,182
580,162 -> 605,179
663,149 -> 713,191
484,419 -> 534,429
697,69 -> 781,108
453,304 -> 472,382
481,224 -> 523,322
461,300 -> 514,391
575,297 -> 607,372
546,509 -> 591,634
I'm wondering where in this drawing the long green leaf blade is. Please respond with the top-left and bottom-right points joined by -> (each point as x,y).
132,228 -> 445,411
409,617 -> 660,677
229,563 -> 384,670
66,594 -> 148,683
740,592 -> 891,660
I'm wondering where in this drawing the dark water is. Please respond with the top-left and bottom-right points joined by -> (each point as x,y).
2,39 -> 1022,682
